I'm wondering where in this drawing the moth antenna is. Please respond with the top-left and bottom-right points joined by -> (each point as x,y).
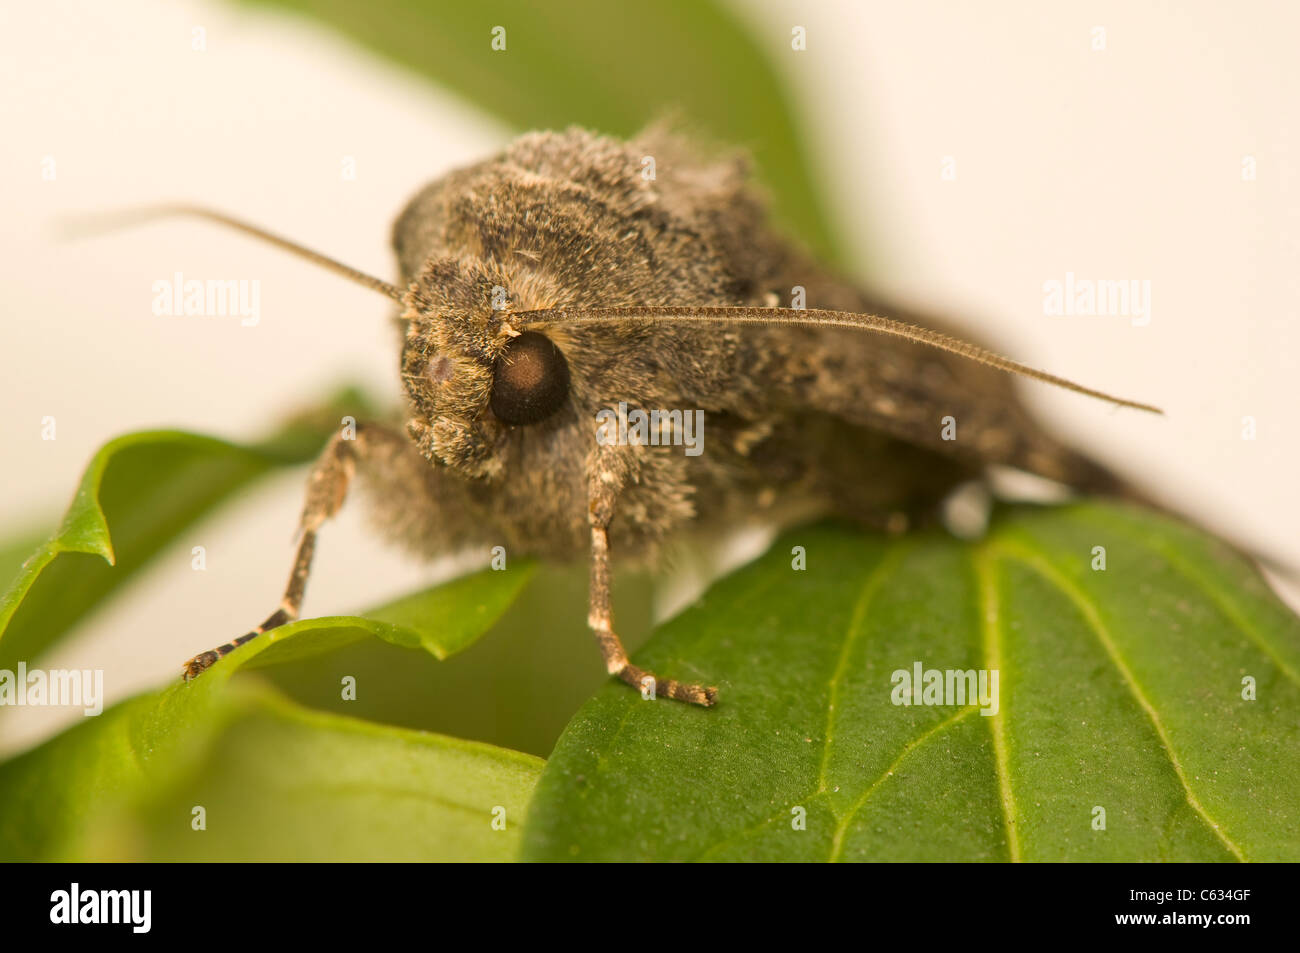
520,305 -> 1163,415
59,203 -> 405,303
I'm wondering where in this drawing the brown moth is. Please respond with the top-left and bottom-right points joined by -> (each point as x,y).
104,126 -> 1160,707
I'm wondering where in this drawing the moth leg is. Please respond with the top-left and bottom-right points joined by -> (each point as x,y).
588,481 -> 718,707
182,422 -> 382,680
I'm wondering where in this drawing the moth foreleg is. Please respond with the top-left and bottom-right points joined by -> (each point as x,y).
587,479 -> 718,707
182,421 -> 392,680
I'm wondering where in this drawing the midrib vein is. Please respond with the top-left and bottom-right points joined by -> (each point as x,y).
973,545 -> 1021,862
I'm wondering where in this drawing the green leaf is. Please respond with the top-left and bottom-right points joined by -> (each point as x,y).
238,560 -> 538,671
85,689 -> 544,862
0,565 -> 540,861
259,563 -> 655,760
241,0 -> 841,263
522,502 -> 1300,862
0,390 -> 375,673
0,528 -> 48,609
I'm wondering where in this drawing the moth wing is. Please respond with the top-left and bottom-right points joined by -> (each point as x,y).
734,261 -> 1132,497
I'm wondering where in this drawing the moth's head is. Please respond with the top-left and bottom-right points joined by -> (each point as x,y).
399,255 -> 574,478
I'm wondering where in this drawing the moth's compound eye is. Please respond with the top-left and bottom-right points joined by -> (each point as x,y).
490,331 -> 570,425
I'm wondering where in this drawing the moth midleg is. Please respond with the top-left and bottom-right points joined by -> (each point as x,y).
587,480 -> 718,707
182,421 -> 391,680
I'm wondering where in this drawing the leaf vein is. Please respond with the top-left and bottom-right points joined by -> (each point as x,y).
997,538 -> 1247,862
1089,510 -> 1300,689
827,705 -> 979,862
816,545 -> 909,793
973,545 -> 1021,862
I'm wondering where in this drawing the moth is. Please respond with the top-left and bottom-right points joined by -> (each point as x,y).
103,127 -> 1159,707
